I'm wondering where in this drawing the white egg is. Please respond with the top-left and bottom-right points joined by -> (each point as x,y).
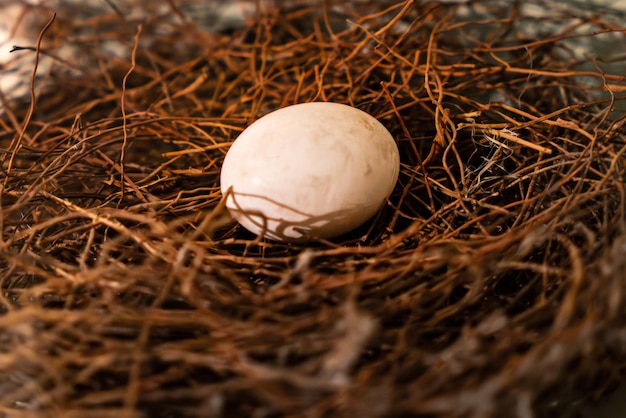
220,102 -> 400,242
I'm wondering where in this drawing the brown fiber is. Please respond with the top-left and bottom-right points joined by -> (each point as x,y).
0,1 -> 625,417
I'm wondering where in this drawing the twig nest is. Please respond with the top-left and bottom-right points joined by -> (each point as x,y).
220,102 -> 400,242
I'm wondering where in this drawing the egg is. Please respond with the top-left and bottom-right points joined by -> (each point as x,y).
220,102 -> 400,242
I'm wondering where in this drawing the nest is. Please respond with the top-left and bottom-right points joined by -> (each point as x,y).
1,0 -> 625,417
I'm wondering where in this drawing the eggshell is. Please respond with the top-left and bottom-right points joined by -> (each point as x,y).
220,102 -> 400,242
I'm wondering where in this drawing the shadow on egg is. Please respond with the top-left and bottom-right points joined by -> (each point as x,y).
224,189 -> 384,243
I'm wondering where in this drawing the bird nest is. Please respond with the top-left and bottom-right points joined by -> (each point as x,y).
1,1 -> 625,417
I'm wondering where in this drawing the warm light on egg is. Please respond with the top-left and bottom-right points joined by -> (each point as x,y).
220,102 -> 400,242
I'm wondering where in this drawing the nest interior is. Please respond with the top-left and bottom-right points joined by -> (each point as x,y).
1,0 -> 625,417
